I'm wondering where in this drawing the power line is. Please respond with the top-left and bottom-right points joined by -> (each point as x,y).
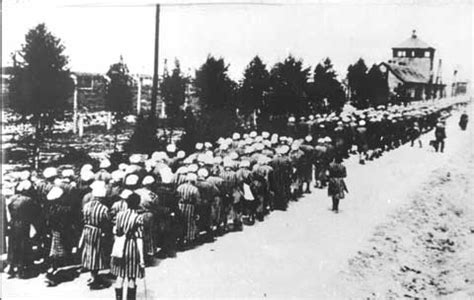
51,1 -> 283,8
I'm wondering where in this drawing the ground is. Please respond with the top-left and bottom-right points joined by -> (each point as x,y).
335,112 -> 474,299
1,104 -> 473,300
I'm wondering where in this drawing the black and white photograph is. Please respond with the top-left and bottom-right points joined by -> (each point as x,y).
1,0 -> 473,299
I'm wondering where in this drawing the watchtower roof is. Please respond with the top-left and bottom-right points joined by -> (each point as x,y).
393,30 -> 434,49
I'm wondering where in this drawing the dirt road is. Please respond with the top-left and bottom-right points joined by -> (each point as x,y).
335,132 -> 474,299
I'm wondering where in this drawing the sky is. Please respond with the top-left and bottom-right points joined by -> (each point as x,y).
2,0 -> 473,84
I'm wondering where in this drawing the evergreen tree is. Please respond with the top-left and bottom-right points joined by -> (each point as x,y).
194,55 -> 237,111
366,64 -> 389,107
239,56 -> 270,117
347,58 -> 369,109
267,55 -> 310,116
160,59 -> 188,121
105,55 -> 134,118
124,113 -> 161,154
160,59 -> 189,141
191,55 -> 238,143
310,57 -> 346,113
105,56 -> 134,151
9,23 -> 73,167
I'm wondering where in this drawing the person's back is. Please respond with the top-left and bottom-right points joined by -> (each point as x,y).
7,193 -> 36,275
328,162 -> 347,178
219,169 -> 238,196
356,126 -> 368,145
177,182 -> 200,204
434,123 -> 446,152
435,125 -> 446,140
459,113 -> 468,130
327,158 -> 348,213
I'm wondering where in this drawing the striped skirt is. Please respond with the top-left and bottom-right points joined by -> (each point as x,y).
80,225 -> 106,271
110,238 -> 144,279
49,230 -> 67,258
211,196 -> 224,228
141,212 -> 155,256
178,203 -> 197,243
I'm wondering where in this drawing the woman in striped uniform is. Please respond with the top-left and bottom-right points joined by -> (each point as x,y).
206,170 -> 225,234
110,190 -> 131,225
219,163 -> 239,231
80,181 -> 111,288
171,167 -> 188,190
135,176 -> 159,258
44,186 -> 73,285
111,193 -> 145,300
176,173 -> 201,247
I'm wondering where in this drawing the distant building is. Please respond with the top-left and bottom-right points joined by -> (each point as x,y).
1,66 -> 14,94
136,74 -> 153,87
72,71 -> 107,91
452,81 -> 469,97
450,70 -> 470,97
1,66 -> 157,112
379,30 -> 445,100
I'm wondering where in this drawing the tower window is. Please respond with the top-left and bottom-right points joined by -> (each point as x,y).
398,51 -> 406,57
411,51 -> 415,57
424,51 -> 430,57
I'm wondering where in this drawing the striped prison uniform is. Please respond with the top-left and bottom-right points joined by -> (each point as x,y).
176,183 -> 200,243
135,188 -> 158,256
195,179 -> 219,233
45,199 -> 73,259
80,199 -> 110,271
110,200 -> 128,225
111,209 -> 144,279
219,169 -> 241,227
206,176 -> 225,229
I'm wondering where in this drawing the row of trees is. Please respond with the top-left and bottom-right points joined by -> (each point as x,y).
9,23 -> 392,160
164,55 -> 390,148
163,55 -> 390,122
347,58 -> 390,109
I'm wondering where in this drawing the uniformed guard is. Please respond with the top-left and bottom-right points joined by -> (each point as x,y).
328,156 -> 349,213
289,142 -> 305,198
459,111 -> 468,130
409,121 -> 422,148
300,135 -> 315,193
355,120 -> 368,164
434,121 -> 447,152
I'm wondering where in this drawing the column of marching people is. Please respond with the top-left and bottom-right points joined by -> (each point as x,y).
2,97 -> 469,299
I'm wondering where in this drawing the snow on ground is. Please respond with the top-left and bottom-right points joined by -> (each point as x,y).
2,104 -> 473,300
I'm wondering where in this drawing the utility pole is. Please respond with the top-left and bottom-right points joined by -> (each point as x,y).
452,70 -> 458,97
150,4 -> 160,119
434,59 -> 442,99
70,74 -> 78,134
134,75 -> 142,115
